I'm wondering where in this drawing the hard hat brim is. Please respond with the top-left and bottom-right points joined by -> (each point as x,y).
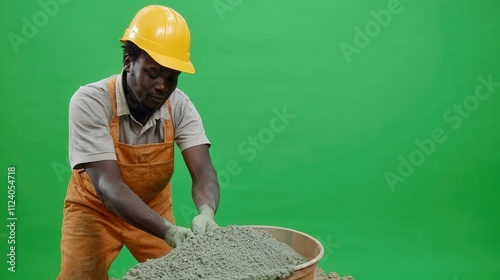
145,49 -> 195,74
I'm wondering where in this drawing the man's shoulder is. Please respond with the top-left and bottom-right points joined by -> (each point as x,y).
77,74 -> 116,95
69,75 -> 119,120
169,88 -> 190,108
170,87 -> 188,99
71,74 -> 117,105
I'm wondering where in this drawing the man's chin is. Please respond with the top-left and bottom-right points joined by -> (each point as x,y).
139,102 -> 159,114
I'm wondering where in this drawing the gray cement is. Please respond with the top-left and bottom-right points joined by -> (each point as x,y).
314,268 -> 355,280
122,226 -> 307,280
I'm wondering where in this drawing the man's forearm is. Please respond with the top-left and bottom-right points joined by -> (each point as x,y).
100,182 -> 170,238
192,171 -> 220,213
85,160 -> 173,240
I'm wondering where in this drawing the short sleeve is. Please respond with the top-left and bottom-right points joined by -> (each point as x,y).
170,89 -> 211,151
69,86 -> 116,169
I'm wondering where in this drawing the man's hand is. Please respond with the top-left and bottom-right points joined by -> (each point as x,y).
192,205 -> 219,235
164,220 -> 194,248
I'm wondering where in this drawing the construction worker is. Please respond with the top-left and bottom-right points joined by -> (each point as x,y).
57,5 -> 220,279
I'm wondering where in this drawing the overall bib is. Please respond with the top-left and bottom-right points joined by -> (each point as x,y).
58,76 -> 175,279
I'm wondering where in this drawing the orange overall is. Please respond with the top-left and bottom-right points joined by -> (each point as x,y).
58,76 -> 175,279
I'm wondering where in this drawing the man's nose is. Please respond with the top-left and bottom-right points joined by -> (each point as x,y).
155,78 -> 168,93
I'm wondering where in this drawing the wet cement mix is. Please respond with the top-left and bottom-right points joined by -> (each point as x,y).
121,225 -> 355,280
314,268 -> 355,280
123,226 -> 306,280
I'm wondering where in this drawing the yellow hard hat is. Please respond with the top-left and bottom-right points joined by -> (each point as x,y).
120,5 -> 195,74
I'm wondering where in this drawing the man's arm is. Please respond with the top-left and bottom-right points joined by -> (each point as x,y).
182,144 -> 220,234
84,160 -> 170,239
182,144 -> 220,212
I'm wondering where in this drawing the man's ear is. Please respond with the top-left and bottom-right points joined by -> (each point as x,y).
124,55 -> 131,72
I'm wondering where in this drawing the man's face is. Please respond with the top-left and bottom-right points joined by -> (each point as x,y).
124,52 -> 181,112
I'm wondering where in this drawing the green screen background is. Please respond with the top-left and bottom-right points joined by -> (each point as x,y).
1,0 -> 499,279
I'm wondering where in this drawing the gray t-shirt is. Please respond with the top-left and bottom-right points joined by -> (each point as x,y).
69,71 -> 210,169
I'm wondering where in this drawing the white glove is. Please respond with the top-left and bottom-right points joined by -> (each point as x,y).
192,205 -> 219,235
164,220 -> 194,248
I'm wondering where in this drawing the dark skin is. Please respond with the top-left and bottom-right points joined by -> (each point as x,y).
124,51 -> 180,125
84,51 -> 219,240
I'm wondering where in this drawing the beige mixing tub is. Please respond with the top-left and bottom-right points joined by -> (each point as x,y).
250,226 -> 325,280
